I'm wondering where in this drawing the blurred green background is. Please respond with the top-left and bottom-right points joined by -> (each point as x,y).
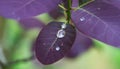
0,14 -> 120,69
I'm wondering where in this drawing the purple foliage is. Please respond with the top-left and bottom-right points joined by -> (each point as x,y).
0,0 -> 62,19
0,0 -> 120,65
19,18 -> 45,29
72,0 -> 78,7
100,0 -> 120,9
67,30 -> 93,58
72,0 -> 120,47
49,8 -> 63,19
35,22 -> 76,65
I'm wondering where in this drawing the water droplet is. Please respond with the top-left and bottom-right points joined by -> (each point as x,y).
61,43 -> 64,46
80,17 -> 85,21
55,46 -> 60,51
57,30 -> 65,38
97,8 -> 101,10
61,24 -> 66,29
43,43 -> 46,45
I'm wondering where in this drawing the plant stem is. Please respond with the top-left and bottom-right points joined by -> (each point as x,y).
0,55 -> 34,68
66,0 -> 72,24
9,56 -> 34,65
74,0 -> 94,11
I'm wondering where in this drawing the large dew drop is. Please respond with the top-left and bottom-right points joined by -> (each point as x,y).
97,7 -> 101,10
80,17 -> 85,21
57,29 -> 65,38
55,46 -> 60,51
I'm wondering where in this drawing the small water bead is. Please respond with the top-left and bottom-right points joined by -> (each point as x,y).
55,46 -> 60,51
97,8 -> 101,10
61,24 -> 67,29
43,43 -> 46,45
80,17 -> 85,22
56,29 -> 65,38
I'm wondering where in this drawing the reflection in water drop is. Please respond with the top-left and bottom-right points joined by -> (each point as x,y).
57,30 -> 65,38
80,17 -> 85,21
43,43 -> 46,45
97,8 -> 101,10
55,46 -> 60,51
61,24 -> 66,29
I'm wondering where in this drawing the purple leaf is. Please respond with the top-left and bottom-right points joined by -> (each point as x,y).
0,0 -> 62,19
35,22 -> 76,65
72,1 -> 120,47
100,0 -> 120,9
19,18 -> 45,30
72,0 -> 78,7
49,8 -> 63,19
62,0 -> 69,9
66,30 -> 93,58
48,0 -> 70,19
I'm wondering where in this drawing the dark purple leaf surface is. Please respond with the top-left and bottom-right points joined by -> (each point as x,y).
72,0 -> 79,7
72,1 -> 120,47
49,8 -> 63,19
35,22 -> 76,65
100,0 -> 120,9
0,0 -> 62,19
72,0 -> 92,7
67,30 -> 93,58
62,0 -> 69,9
19,18 -> 45,29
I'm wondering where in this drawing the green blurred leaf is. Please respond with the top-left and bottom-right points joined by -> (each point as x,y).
2,19 -> 23,50
0,17 -> 5,40
0,47 -> 7,64
93,39 -> 120,69
36,13 -> 53,24
10,29 -> 40,69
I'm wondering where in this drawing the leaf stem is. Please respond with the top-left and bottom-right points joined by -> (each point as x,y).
0,55 -> 34,68
66,0 -> 72,24
7,55 -> 34,66
73,0 -> 94,11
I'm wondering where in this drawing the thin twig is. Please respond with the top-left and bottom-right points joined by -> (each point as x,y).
6,55 -> 35,66
0,55 -> 35,69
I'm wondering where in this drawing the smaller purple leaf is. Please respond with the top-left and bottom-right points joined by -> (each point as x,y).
35,22 -> 76,65
72,1 -> 120,47
49,8 -> 63,19
62,0 -> 69,9
66,30 -> 93,58
19,18 -> 45,30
